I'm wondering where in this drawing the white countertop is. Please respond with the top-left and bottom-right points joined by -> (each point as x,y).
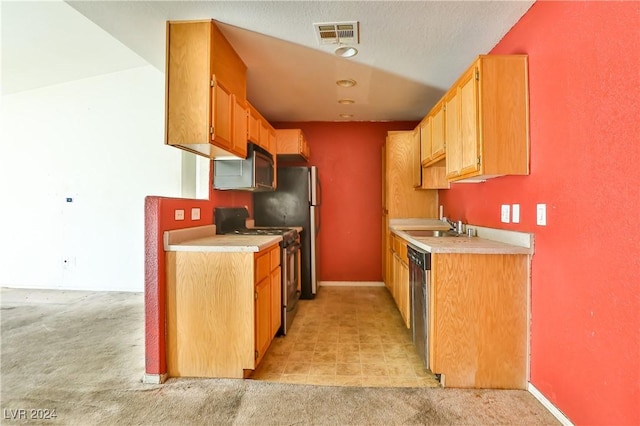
389,220 -> 533,255
164,225 -> 282,253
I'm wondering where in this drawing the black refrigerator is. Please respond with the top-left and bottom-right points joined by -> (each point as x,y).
253,166 -> 320,299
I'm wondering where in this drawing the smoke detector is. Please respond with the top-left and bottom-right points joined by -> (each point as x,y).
313,21 -> 360,46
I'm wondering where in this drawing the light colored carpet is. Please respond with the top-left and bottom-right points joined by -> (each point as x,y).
0,288 -> 559,425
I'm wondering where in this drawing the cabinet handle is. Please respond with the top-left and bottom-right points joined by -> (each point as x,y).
254,291 -> 258,300
255,350 -> 259,360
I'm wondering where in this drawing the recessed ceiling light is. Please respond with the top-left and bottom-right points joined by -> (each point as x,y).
336,79 -> 357,87
338,99 -> 355,105
335,45 -> 358,58
339,113 -> 353,119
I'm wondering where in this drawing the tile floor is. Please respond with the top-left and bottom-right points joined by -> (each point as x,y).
250,286 -> 441,387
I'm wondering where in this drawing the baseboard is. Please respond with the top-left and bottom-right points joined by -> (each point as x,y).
142,373 -> 167,384
319,281 -> 385,287
528,383 -> 573,426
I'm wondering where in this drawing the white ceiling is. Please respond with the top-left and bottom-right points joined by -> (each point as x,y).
2,0 -> 534,122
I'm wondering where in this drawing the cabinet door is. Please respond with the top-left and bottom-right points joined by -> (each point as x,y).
445,89 -> 461,179
268,128 -> 277,156
459,66 -> 480,176
259,120 -> 270,151
211,78 -> 233,149
431,103 -> 446,160
248,104 -> 260,144
270,267 -> 281,336
411,127 -> 422,188
232,96 -> 248,158
255,277 -> 271,365
419,116 -> 431,164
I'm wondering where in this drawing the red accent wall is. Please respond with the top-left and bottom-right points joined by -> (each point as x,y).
274,122 -> 417,282
439,2 -> 640,424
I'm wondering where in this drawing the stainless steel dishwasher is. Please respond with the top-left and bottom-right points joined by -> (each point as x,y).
408,244 -> 431,370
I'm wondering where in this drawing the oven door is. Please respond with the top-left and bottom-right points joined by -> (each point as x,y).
281,241 -> 301,334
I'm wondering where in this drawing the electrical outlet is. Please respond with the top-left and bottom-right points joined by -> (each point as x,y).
191,208 -> 201,220
536,204 -> 547,226
512,204 -> 520,223
501,205 -> 510,223
175,209 -> 185,221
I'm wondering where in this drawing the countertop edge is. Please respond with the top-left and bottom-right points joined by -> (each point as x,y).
390,226 -> 533,255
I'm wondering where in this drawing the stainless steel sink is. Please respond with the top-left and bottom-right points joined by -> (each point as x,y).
403,229 -> 458,237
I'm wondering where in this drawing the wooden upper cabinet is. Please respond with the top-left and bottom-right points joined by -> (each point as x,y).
231,96 -> 248,158
165,20 -> 248,159
385,131 -> 438,218
247,103 -> 261,144
275,129 -> 310,162
421,101 -> 445,167
446,55 -> 530,182
411,127 -> 421,188
212,78 -> 233,150
246,102 -> 277,157
419,115 -> 431,164
445,87 -> 462,180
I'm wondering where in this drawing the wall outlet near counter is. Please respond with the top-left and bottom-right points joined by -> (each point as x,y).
175,209 -> 185,221
536,204 -> 547,226
512,204 -> 520,223
501,205 -> 511,223
191,208 -> 201,220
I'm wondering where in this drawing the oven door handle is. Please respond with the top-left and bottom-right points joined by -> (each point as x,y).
287,242 -> 302,253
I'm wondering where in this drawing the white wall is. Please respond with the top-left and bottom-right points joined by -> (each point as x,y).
0,66 -> 182,291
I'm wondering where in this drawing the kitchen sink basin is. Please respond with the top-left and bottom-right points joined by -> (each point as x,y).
403,229 -> 458,237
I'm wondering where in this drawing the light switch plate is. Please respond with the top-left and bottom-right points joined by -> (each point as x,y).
512,204 -> 520,223
501,205 -> 510,223
175,209 -> 185,221
191,208 -> 201,220
536,204 -> 547,226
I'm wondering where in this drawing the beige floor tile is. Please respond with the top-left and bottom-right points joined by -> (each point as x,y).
254,286 -> 441,388
336,363 -> 362,376
360,352 -> 386,363
361,363 -> 388,376
280,374 -> 309,384
313,351 -> 338,363
288,350 -> 314,362
293,341 -> 317,351
308,363 -> 337,376
359,342 -> 384,353
314,341 -> 338,353
283,363 -> 312,375
336,351 -> 361,363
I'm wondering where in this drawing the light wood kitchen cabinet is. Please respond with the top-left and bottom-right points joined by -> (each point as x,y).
165,20 -> 248,159
248,103 -> 261,145
418,101 -> 449,190
384,131 -> 438,219
231,96 -> 248,158
411,127 -> 421,188
275,129 -> 310,162
430,253 -> 528,389
382,131 -> 437,290
389,233 -> 410,329
247,102 -> 277,157
420,101 -> 445,166
444,88 -> 461,180
165,242 -> 281,378
445,55 -> 530,182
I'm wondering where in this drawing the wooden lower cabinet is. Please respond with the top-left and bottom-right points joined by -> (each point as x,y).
166,243 -> 281,378
430,253 -> 529,389
388,233 -> 411,329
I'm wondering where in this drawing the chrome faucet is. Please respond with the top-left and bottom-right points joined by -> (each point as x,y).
442,217 -> 457,232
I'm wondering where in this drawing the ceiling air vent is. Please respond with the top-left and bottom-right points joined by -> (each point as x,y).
313,21 -> 359,46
